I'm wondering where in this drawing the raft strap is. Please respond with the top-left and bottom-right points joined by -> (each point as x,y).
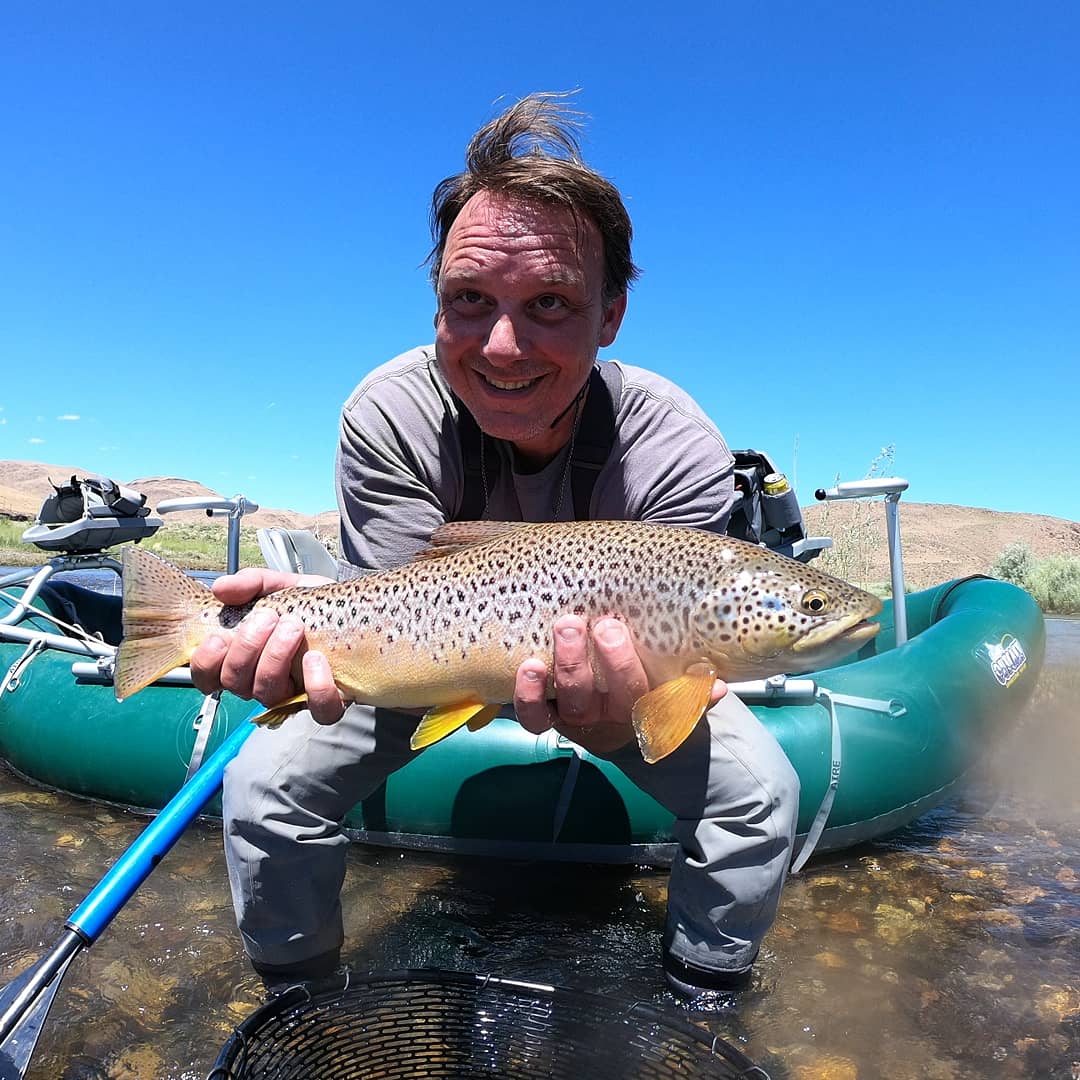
184,693 -> 221,781
551,749 -> 584,842
784,685 -> 907,874
3,639 -> 45,694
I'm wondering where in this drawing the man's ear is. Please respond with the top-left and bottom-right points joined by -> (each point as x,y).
599,292 -> 627,348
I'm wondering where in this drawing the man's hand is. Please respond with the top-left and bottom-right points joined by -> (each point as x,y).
514,615 -> 647,753
513,614 -> 728,755
189,568 -> 347,725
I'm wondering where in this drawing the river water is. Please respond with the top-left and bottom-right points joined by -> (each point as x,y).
0,596 -> 1077,1078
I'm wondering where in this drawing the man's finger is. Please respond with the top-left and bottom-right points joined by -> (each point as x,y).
303,651 -> 346,724
251,614 -> 305,706
592,618 -> 649,722
551,615 -> 594,720
710,679 -> 728,707
211,568 -> 317,605
219,608 -> 279,699
513,660 -> 554,734
190,633 -> 229,694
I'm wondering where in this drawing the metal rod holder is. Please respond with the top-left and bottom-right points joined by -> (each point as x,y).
815,477 -> 910,645
155,495 -> 259,575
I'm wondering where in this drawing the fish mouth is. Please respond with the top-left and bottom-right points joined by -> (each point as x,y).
837,619 -> 881,647
793,608 -> 882,653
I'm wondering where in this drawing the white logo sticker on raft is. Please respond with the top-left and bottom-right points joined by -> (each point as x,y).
985,635 -> 1028,687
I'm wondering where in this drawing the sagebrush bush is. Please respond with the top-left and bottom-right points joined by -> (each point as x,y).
1027,556 -> 1080,614
990,542 -> 1080,614
990,542 -> 1037,589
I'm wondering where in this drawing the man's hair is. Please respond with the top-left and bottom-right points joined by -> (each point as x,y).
428,92 -> 640,302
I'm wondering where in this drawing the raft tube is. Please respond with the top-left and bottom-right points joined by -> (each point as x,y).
0,577 -> 1045,864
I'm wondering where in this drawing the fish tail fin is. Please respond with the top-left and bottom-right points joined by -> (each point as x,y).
114,545 -> 219,701
631,663 -> 716,764
410,701 -> 500,751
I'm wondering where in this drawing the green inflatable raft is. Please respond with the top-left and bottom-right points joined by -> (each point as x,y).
0,566 -> 1045,865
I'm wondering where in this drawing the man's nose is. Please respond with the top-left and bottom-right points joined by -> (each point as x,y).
482,312 -> 528,363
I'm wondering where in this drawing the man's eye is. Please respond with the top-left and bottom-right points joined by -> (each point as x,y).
534,295 -> 566,311
444,289 -> 483,306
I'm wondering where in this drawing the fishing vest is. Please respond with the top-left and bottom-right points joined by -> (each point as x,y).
455,362 -> 622,522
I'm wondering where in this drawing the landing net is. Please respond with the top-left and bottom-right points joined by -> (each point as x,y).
208,968 -> 767,1079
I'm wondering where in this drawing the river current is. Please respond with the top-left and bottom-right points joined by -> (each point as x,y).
0,573 -> 1076,1078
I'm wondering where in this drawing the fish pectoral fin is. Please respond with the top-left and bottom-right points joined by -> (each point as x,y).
631,663 -> 717,764
252,693 -> 310,729
410,700 -> 497,750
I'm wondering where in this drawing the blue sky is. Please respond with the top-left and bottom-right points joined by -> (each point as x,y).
2,4 -> 1077,521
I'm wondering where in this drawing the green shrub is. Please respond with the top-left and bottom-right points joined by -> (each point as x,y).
1027,555 -> 1080,614
989,542 -> 1037,590
990,542 -> 1080,614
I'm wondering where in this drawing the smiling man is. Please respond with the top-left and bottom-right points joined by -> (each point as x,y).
194,93 -> 800,1000
434,192 -> 625,463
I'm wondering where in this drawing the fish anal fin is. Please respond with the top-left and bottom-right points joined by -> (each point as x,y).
466,704 -> 501,732
631,662 -> 717,764
252,693 -> 310,729
410,700 -> 495,750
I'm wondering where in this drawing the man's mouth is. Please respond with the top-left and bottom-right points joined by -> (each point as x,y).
480,373 -> 541,392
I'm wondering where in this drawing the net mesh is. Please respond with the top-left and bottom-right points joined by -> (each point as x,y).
209,969 -> 766,1079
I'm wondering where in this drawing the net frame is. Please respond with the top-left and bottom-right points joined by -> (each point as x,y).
209,968 -> 768,1079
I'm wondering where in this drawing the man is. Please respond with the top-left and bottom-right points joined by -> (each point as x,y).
191,93 -> 799,998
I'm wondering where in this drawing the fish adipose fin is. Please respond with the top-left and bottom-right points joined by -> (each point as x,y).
410,701 -> 501,750
631,662 -> 717,764
114,546 -> 218,701
253,693 -> 310,729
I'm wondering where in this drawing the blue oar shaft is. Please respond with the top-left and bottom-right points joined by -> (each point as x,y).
65,719 -> 255,943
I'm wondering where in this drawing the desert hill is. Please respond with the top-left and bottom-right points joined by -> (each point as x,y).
801,500 -> 1080,591
0,460 -> 338,535
2,459 -> 1077,589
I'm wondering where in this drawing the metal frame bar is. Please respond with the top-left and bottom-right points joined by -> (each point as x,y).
814,477 -> 909,644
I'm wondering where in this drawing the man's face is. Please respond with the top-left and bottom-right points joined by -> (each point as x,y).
435,191 -> 626,466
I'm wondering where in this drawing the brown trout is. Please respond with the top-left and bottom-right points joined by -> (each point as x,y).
114,520 -> 881,763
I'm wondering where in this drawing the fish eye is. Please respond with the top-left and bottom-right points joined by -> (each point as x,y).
801,589 -> 830,614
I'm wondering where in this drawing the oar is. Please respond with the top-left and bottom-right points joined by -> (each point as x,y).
0,713 -> 257,1079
